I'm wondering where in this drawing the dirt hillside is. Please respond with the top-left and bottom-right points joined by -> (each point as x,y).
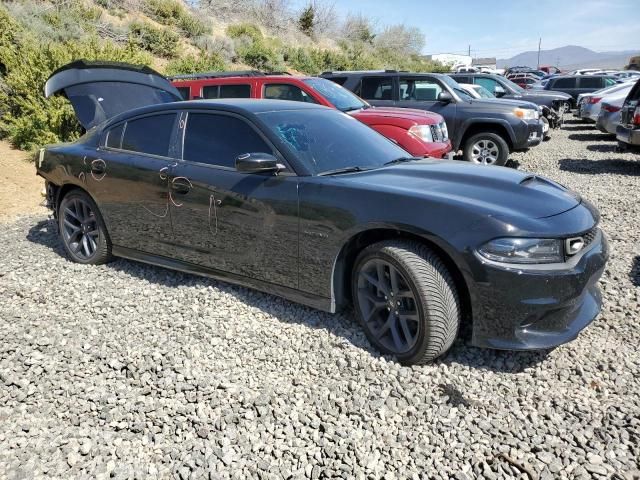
0,141 -> 47,223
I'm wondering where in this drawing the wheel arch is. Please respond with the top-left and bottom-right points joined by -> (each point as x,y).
459,120 -> 515,151
331,227 -> 473,334
54,182 -> 101,218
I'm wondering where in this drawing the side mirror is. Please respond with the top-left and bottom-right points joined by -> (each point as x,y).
437,91 -> 453,103
494,86 -> 506,97
235,152 -> 281,174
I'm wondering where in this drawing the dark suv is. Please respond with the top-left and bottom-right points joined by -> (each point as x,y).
617,78 -> 640,150
322,71 -> 543,166
449,73 -> 572,121
543,75 -> 617,106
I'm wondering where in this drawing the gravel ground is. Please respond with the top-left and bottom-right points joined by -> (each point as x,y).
1,121 -> 639,480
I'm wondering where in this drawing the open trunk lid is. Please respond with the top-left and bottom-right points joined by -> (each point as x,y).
45,60 -> 182,129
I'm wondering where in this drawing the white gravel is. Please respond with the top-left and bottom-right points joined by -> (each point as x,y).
1,120 -> 639,480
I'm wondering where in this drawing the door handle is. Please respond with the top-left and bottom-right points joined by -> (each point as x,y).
171,176 -> 192,195
91,159 -> 106,174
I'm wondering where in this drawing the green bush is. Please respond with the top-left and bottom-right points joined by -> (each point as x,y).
0,7 -> 151,150
128,21 -> 179,58
177,14 -> 209,38
164,52 -> 225,75
145,0 -> 183,24
226,23 -> 263,42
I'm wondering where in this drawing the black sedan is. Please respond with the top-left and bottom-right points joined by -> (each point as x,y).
38,61 -> 608,365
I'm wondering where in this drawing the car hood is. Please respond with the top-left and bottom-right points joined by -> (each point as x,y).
522,90 -> 572,100
465,98 -> 539,110
45,60 -> 182,129
344,160 -> 581,219
350,106 -> 443,124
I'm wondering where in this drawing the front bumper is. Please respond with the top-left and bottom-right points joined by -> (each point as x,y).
617,124 -> 640,146
422,140 -> 453,159
468,229 -> 609,350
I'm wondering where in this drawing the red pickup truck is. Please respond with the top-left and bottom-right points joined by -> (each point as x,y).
170,72 -> 452,158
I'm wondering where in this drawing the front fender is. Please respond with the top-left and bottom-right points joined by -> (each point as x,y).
457,118 -> 517,148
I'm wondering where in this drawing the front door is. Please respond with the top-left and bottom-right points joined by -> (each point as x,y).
88,113 -> 178,255
168,110 -> 299,289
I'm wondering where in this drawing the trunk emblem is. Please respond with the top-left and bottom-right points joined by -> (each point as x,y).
565,237 -> 585,255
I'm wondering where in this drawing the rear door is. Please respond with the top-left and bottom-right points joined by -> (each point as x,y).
549,77 -> 578,98
200,82 -> 254,100
89,112 -> 179,255
577,76 -> 606,96
356,76 -> 397,108
168,110 -> 299,288
45,60 -> 182,130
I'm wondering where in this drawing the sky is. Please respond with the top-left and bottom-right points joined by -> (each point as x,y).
291,0 -> 640,59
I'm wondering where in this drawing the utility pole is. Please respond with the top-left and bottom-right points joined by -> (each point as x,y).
537,37 -> 542,69
468,45 -> 471,57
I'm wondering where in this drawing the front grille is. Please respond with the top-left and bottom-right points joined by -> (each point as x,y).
565,227 -> 599,257
581,227 -> 598,248
429,122 -> 448,142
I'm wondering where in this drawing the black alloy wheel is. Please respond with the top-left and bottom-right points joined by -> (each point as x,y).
352,240 -> 461,365
58,190 -> 112,264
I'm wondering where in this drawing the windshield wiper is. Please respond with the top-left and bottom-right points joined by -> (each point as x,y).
317,166 -> 368,176
342,106 -> 365,112
383,156 -> 420,166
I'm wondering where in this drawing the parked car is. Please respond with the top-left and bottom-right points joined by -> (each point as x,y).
41,60 -> 609,365
170,71 -> 451,159
576,82 -> 634,123
506,73 -> 541,89
449,72 -> 571,122
321,70 -> 544,166
596,98 -> 624,135
544,75 -> 618,106
617,79 -> 640,150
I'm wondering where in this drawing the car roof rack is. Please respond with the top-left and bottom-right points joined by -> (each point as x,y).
320,69 -> 404,75
168,70 -> 292,80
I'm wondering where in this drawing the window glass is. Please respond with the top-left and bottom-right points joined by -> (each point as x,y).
263,84 -> 317,103
360,77 -> 394,100
579,77 -> 602,89
260,109 -> 408,175
604,78 -> 616,87
399,78 -> 443,101
121,114 -> 175,157
176,87 -> 190,100
475,77 -> 499,93
202,85 -> 219,99
303,78 -> 366,112
551,78 -> 576,88
219,84 -> 251,98
106,123 -> 124,149
329,77 -> 347,86
183,113 -> 272,168
452,75 -> 471,84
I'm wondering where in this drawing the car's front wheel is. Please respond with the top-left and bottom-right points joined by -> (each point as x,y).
463,132 -> 509,166
352,240 -> 461,365
58,190 -> 112,265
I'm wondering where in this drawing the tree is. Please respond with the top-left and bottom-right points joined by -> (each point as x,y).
298,4 -> 314,36
374,24 -> 424,56
341,13 -> 376,44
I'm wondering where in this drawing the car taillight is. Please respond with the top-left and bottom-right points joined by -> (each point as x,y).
602,104 -> 620,113
634,106 -> 640,125
587,97 -> 601,104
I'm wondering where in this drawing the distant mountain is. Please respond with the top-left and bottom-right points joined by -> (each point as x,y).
497,45 -> 639,70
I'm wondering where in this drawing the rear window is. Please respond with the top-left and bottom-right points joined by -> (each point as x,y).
359,77 -> 394,100
328,77 -> 347,86
121,114 -> 176,157
551,78 -> 577,88
263,84 -> 317,103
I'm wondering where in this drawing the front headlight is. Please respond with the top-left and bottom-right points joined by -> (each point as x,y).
478,238 -> 563,264
408,124 -> 434,142
513,107 -> 539,120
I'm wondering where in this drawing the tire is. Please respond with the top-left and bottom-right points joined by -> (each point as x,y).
351,240 -> 461,365
562,101 -> 572,113
58,189 -> 112,265
463,132 -> 509,166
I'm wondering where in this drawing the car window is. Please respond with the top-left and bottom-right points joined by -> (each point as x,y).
175,87 -> 190,100
474,77 -> 499,93
551,78 -> 577,88
360,77 -> 394,100
604,78 -> 616,87
202,85 -> 218,99
259,109 -> 408,174
329,77 -> 347,86
263,84 -> 317,103
453,75 -> 471,84
303,78 -> 367,112
183,113 -> 272,169
220,84 -> 251,98
105,123 -> 124,149
121,114 -> 176,157
579,77 -> 602,89
399,78 -> 443,101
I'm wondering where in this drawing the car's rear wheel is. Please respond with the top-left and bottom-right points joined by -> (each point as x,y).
58,190 -> 112,265
352,240 -> 461,365
463,132 -> 509,166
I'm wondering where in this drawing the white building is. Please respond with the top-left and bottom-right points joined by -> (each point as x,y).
427,53 -> 472,68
